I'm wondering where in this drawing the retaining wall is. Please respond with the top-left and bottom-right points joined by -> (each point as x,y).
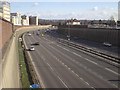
0,18 -> 13,50
58,25 -> 120,46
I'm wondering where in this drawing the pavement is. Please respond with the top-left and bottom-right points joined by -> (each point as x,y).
23,30 -> 120,89
0,25 -> 51,89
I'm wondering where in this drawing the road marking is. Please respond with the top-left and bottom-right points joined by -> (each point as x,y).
57,76 -> 68,88
85,82 -> 90,85
47,63 -> 54,71
72,52 -> 82,57
105,68 -> 120,75
68,68 -> 71,70
84,58 -> 98,65
57,44 -> 70,51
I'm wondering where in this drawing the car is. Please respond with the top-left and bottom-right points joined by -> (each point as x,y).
73,37 -> 79,40
29,46 -> 35,51
28,33 -> 31,36
36,33 -> 39,35
41,34 -> 44,37
31,42 -> 39,45
103,42 -> 112,47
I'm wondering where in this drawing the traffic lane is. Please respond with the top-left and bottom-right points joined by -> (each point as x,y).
42,36 -> 119,87
41,34 -> 118,74
55,40 -> 118,73
24,35 -> 67,88
50,43 -> 119,78
38,34 -> 119,87
25,31 -> 118,87
47,30 -> 118,57
32,35 -> 117,88
55,42 -> 119,73
25,34 -> 69,88
30,51 -> 67,88
33,32 -> 119,77
29,34 -> 92,88
71,39 -> 118,56
35,31 -> 119,76
40,40 -> 117,88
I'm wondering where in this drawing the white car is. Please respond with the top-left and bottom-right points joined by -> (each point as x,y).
29,46 -> 35,51
28,33 -> 31,36
103,42 -> 112,47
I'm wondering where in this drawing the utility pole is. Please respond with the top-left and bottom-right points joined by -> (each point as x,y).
67,19 -> 71,40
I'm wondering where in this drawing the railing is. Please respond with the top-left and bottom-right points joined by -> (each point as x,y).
57,38 -> 120,67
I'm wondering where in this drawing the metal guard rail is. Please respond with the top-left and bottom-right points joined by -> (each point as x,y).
58,38 -> 120,64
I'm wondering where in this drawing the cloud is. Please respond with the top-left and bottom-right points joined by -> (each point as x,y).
93,6 -> 98,11
25,6 -> 118,20
33,2 -> 39,6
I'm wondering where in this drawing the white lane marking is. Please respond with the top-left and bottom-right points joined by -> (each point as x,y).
85,82 -> 90,85
57,76 -> 68,88
105,68 -> 120,76
84,58 -> 98,65
47,63 -> 54,71
57,44 -> 70,52
72,52 -> 82,57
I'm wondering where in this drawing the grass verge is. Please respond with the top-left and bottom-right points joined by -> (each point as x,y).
18,38 -> 30,88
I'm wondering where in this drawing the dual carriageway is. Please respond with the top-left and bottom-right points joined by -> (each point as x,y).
22,28 -> 120,89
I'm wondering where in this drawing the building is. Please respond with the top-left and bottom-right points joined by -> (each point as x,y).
21,15 -> 29,26
118,1 -> 120,21
0,1 -> 10,21
66,19 -> 81,25
117,1 -> 120,27
29,16 -> 38,25
11,12 -> 22,25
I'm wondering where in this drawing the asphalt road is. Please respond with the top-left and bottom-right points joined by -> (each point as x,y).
23,30 -> 120,89
46,30 -> 119,57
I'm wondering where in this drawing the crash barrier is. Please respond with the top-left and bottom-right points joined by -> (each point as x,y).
22,34 -> 40,88
57,38 -> 120,68
24,51 -> 40,85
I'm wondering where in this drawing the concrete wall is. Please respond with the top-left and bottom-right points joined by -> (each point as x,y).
0,18 -> 13,50
58,25 -> 120,46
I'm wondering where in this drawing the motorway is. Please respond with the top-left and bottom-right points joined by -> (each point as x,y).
23,29 -> 119,89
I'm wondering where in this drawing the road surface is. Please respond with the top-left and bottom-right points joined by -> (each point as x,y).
23,30 -> 119,89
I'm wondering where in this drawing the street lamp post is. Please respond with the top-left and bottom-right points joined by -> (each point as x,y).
67,20 -> 70,40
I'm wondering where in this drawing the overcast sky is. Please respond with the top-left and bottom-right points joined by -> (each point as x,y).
10,1 -> 119,20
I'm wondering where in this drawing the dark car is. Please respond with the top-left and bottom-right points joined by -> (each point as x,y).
31,42 -> 39,45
